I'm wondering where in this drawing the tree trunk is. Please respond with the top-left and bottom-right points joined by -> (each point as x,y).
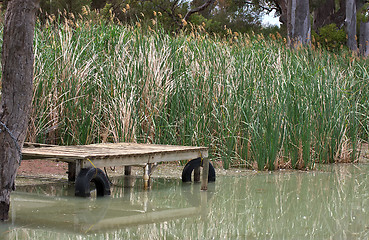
287,0 -> 311,47
274,0 -> 288,25
0,0 -> 39,221
359,20 -> 369,57
313,0 -> 336,31
346,0 -> 358,52
323,0 -> 346,29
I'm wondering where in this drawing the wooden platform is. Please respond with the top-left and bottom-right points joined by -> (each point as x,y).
22,142 -> 210,190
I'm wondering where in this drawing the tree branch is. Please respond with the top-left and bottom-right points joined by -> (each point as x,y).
147,0 -> 182,28
271,0 -> 283,14
243,1 -> 279,13
183,0 -> 215,21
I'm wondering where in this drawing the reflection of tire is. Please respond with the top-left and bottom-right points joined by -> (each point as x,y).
74,197 -> 112,230
75,168 -> 111,197
181,182 -> 215,207
182,158 -> 216,182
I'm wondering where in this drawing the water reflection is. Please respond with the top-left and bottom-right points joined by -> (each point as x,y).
7,177 -> 213,234
1,164 -> 368,239
203,164 -> 369,240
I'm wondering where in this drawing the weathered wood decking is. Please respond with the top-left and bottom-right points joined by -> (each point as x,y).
22,142 -> 210,190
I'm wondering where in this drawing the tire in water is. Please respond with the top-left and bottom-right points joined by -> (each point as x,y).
182,158 -> 216,182
75,168 -> 111,197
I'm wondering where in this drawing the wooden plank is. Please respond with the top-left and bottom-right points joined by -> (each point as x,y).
22,143 -> 208,164
79,149 -> 207,169
22,143 -> 207,160
23,142 -> 58,148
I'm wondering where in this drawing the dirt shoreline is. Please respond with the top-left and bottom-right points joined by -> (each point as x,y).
15,160 -> 259,186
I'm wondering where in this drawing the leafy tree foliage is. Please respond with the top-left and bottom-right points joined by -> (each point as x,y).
3,0 -> 366,53
190,0 -> 265,33
10,0 -> 273,33
312,23 -> 346,50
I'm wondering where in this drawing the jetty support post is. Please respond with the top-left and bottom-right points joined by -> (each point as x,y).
67,160 -> 82,182
201,158 -> 209,190
68,162 -> 76,181
194,166 -> 201,182
143,164 -> 152,189
124,166 -> 132,175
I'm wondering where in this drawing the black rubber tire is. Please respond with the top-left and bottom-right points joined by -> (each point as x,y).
182,158 -> 216,182
75,168 -> 111,197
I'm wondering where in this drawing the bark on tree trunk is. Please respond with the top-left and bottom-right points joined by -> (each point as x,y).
346,0 -> 358,52
0,0 -> 39,221
321,0 -> 346,29
313,0 -> 336,31
287,0 -> 311,47
274,0 -> 288,25
359,20 -> 369,57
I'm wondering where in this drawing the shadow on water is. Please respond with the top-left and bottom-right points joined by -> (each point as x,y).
1,164 -> 369,239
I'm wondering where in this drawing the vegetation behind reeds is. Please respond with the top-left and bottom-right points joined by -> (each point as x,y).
7,16 -> 369,170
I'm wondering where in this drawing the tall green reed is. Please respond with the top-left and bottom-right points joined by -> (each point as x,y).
24,18 -> 369,170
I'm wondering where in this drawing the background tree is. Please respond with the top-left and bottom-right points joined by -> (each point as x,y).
189,0 -> 264,33
346,0 -> 358,51
238,0 -> 287,25
39,0 -> 91,19
311,0 -> 346,31
287,0 -> 311,47
359,21 -> 369,56
359,2 -> 369,56
90,0 -> 212,31
0,0 -> 39,221
312,0 -> 336,31
2,0 -> 90,20
273,0 -> 287,25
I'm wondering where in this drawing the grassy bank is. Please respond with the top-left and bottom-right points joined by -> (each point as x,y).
22,19 -> 369,170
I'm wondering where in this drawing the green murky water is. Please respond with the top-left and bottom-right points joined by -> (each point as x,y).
1,164 -> 368,239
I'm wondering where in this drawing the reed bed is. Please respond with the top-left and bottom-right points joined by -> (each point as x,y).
18,19 -> 369,170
